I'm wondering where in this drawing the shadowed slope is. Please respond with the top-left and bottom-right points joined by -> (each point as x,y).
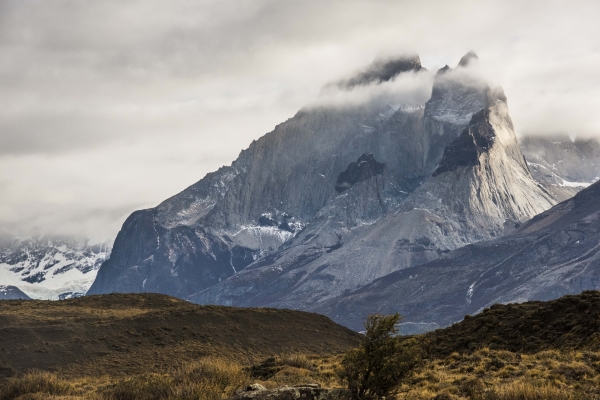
0,293 -> 361,378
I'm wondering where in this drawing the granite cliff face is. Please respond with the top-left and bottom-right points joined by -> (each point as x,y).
89,54 -> 446,298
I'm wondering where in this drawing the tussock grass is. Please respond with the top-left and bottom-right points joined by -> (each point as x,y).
274,353 -> 316,371
399,348 -> 600,399
4,349 -> 600,399
0,370 -> 78,400
482,381 -> 571,400
102,358 -> 249,400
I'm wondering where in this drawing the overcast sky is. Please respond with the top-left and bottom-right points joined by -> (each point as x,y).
1,0 -> 599,241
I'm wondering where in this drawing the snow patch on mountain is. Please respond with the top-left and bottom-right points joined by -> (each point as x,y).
0,236 -> 112,300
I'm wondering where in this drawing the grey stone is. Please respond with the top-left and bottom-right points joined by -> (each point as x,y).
245,384 -> 267,391
231,386 -> 347,400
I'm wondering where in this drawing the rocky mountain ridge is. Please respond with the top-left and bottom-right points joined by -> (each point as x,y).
0,285 -> 31,300
87,51 -> 600,333
520,134 -> 600,201
0,235 -> 111,300
89,54 -> 441,298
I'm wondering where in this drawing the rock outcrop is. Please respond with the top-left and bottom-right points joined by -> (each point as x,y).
230,384 -> 346,400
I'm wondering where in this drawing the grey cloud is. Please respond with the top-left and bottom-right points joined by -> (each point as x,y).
0,0 -> 599,239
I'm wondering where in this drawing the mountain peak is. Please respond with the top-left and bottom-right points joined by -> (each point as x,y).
458,51 -> 479,67
436,65 -> 451,75
334,54 -> 422,89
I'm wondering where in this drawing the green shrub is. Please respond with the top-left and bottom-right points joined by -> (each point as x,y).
337,313 -> 420,400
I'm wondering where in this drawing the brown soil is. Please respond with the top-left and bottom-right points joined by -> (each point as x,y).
0,293 -> 361,378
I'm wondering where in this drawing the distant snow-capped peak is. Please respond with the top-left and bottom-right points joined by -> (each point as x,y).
0,235 -> 112,300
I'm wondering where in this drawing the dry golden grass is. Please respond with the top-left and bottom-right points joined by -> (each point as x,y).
398,348 -> 600,399
0,354 -> 334,400
4,349 -> 600,399
0,294 -> 360,378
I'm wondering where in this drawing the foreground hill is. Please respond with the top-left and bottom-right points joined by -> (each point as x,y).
3,292 -> 600,399
0,293 -> 360,378
425,290 -> 600,357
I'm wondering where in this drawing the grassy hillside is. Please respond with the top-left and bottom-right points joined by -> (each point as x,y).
3,292 -> 600,399
0,293 -> 360,378
424,291 -> 600,357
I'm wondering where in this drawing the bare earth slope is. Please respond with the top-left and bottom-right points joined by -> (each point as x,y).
0,293 -> 360,378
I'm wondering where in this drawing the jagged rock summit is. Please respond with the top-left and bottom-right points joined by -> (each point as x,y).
333,54 -> 423,89
458,50 -> 479,67
90,52 -> 561,329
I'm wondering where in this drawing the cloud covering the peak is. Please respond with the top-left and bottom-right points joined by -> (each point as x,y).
0,0 -> 599,240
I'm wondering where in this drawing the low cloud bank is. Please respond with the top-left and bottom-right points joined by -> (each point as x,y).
0,0 -> 599,240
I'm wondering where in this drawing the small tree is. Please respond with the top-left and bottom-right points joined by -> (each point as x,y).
338,313 -> 420,400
